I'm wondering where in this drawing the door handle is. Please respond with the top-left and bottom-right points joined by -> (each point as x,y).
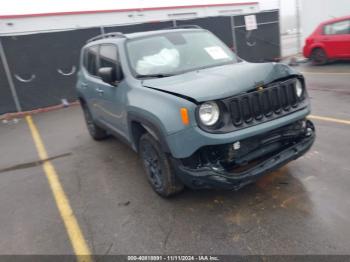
95,88 -> 104,94
81,82 -> 88,88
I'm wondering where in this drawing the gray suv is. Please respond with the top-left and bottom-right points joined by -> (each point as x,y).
76,27 -> 315,197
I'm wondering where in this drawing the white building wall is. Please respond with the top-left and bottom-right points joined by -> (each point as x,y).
0,4 -> 259,35
300,0 -> 350,39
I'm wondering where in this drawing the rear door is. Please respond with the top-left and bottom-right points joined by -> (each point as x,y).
82,45 -> 103,118
322,19 -> 350,58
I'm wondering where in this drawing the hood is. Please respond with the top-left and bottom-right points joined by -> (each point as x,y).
142,62 -> 300,103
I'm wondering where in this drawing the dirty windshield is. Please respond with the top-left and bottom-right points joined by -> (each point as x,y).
126,30 -> 237,77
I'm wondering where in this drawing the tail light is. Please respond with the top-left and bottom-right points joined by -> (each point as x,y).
306,38 -> 314,45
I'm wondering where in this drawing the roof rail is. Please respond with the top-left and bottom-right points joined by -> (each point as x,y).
164,25 -> 203,30
87,32 -> 127,43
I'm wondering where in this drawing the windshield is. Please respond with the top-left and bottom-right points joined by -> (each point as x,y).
126,30 -> 238,77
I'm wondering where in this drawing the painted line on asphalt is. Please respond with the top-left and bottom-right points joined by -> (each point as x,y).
26,115 -> 92,262
309,115 -> 350,125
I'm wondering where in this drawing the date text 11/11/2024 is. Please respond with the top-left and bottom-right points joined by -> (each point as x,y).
127,255 -> 220,261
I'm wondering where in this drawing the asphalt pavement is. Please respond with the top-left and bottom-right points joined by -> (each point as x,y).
0,62 -> 350,256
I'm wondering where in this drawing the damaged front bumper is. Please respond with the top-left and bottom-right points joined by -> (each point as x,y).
172,120 -> 315,190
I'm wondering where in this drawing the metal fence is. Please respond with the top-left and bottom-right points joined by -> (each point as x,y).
0,10 -> 280,115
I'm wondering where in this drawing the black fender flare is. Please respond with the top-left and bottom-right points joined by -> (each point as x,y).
127,112 -> 171,154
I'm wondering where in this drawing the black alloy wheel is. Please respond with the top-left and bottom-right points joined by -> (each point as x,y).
139,133 -> 184,197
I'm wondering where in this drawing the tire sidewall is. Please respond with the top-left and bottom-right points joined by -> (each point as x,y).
311,48 -> 328,65
82,104 -> 97,136
81,103 -> 107,140
139,133 -> 183,197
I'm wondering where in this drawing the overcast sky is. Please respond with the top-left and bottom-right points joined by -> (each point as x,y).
0,0 -> 296,16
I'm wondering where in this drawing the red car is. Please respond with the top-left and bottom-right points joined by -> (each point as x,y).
303,15 -> 350,65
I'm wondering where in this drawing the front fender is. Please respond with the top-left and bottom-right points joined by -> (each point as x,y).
126,86 -> 197,154
127,111 -> 171,153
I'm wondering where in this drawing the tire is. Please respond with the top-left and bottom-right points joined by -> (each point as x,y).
81,103 -> 108,140
310,48 -> 328,65
139,133 -> 184,197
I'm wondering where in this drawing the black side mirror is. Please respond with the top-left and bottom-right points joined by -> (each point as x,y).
98,67 -> 116,85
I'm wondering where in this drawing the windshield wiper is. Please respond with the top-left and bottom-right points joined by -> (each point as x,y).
135,73 -> 175,79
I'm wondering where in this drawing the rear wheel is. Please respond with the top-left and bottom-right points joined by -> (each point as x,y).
310,48 -> 328,65
139,133 -> 184,197
81,103 -> 108,140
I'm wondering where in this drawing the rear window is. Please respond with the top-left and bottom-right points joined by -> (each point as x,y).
83,45 -> 99,76
324,20 -> 350,35
99,44 -> 118,69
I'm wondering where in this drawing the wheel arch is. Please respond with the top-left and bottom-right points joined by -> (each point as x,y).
127,112 -> 171,154
311,45 -> 328,56
78,96 -> 86,105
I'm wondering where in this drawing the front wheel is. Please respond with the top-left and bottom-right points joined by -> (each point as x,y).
310,48 -> 328,65
139,133 -> 184,197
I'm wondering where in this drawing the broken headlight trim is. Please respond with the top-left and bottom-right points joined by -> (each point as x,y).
198,101 -> 220,126
295,79 -> 303,98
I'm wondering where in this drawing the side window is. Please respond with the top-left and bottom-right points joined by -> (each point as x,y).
99,44 -> 118,69
84,45 -> 99,76
324,20 -> 350,35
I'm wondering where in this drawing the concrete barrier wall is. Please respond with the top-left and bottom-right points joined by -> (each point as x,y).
0,57 -> 17,113
0,11 -> 280,114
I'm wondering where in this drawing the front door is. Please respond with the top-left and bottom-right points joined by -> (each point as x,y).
97,44 -> 128,139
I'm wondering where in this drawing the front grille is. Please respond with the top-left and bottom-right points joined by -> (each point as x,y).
228,78 -> 304,128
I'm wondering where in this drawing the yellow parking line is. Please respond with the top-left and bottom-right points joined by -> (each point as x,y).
26,116 -> 92,262
309,115 -> 350,125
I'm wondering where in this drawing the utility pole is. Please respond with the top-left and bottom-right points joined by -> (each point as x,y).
0,38 -> 22,112
278,0 -> 282,57
296,0 -> 302,53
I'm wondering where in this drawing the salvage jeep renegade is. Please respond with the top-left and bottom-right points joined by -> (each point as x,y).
76,27 -> 315,197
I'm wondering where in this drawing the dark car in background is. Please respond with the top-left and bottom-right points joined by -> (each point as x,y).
303,15 -> 350,65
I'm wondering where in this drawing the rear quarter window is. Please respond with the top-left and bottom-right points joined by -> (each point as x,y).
99,44 -> 118,69
324,20 -> 350,35
83,45 -> 99,76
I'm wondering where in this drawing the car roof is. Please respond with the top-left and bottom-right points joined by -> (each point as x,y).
320,15 -> 350,25
126,28 -> 204,38
84,28 -> 205,47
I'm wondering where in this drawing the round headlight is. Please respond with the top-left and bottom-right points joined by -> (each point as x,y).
295,80 -> 303,97
198,102 -> 220,126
